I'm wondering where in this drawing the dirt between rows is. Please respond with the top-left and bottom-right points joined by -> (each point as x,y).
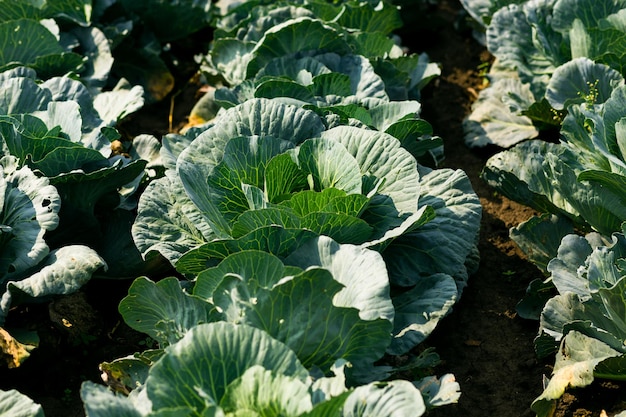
2,1 -> 626,416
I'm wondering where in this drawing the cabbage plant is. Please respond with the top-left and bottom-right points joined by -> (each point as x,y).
463,0 -> 626,148
132,99 -> 481,357
0,388 -> 43,417
530,227 -> 626,416
81,322 -> 460,417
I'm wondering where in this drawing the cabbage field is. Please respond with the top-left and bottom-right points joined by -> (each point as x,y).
0,0 -> 625,416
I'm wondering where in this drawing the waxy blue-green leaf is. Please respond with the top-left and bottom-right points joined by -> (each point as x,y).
0,388 -> 43,417
132,175 -> 215,265
193,250 -> 298,300
367,100 -> 421,133
1,245 -> 106,322
487,1 -> 568,98
218,5 -> 316,42
463,76 -> 539,148
146,322 -> 309,411
69,26 -> 113,92
81,381 -> 143,417
388,273 -> 458,355
247,17 -> 352,78
545,58 -> 624,110
207,38 -> 256,85
119,277 -> 217,346
0,157 -> 59,280
336,1 -> 402,34
460,0 -> 526,28
0,1 -> 43,22
43,0 -> 92,26
551,0 -> 626,32
481,140 -> 585,224
255,78 -> 316,102
510,214 -> 576,274
383,168 -> 481,290
315,54 -> 388,101
415,373 -> 461,408
0,77 -> 52,117
0,114 -> 88,167
92,80 -> 145,127
342,381 -> 426,417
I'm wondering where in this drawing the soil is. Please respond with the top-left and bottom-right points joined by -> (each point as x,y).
1,1 -> 625,416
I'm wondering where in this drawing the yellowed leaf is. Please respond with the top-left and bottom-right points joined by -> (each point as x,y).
0,327 -> 36,368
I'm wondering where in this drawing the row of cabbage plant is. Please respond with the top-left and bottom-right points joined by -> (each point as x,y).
75,0 -> 484,416
0,0 -> 158,372
461,0 -> 626,415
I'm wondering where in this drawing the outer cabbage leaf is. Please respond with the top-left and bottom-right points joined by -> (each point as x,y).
382,168 -> 481,290
546,232 -> 615,298
0,76 -> 51,115
132,174 -> 215,265
122,230 -> 399,382
540,233 -> 626,349
124,241 -> 394,375
482,140 -> 626,234
0,389 -> 43,417
510,214 -> 576,274
0,245 -> 106,322
531,331 -> 622,417
81,381 -> 144,417
387,273 -> 458,355
119,277 -> 217,347
341,381 -> 426,417
0,156 -> 59,280
460,0 -> 526,28
463,75 -> 539,148
545,57 -> 624,110
415,373 -> 461,409
533,227 -> 626,413
486,0 -> 568,99
249,17 -> 352,81
1,71 -> 143,155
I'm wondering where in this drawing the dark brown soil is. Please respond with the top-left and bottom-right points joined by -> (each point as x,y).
1,1 -> 625,416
